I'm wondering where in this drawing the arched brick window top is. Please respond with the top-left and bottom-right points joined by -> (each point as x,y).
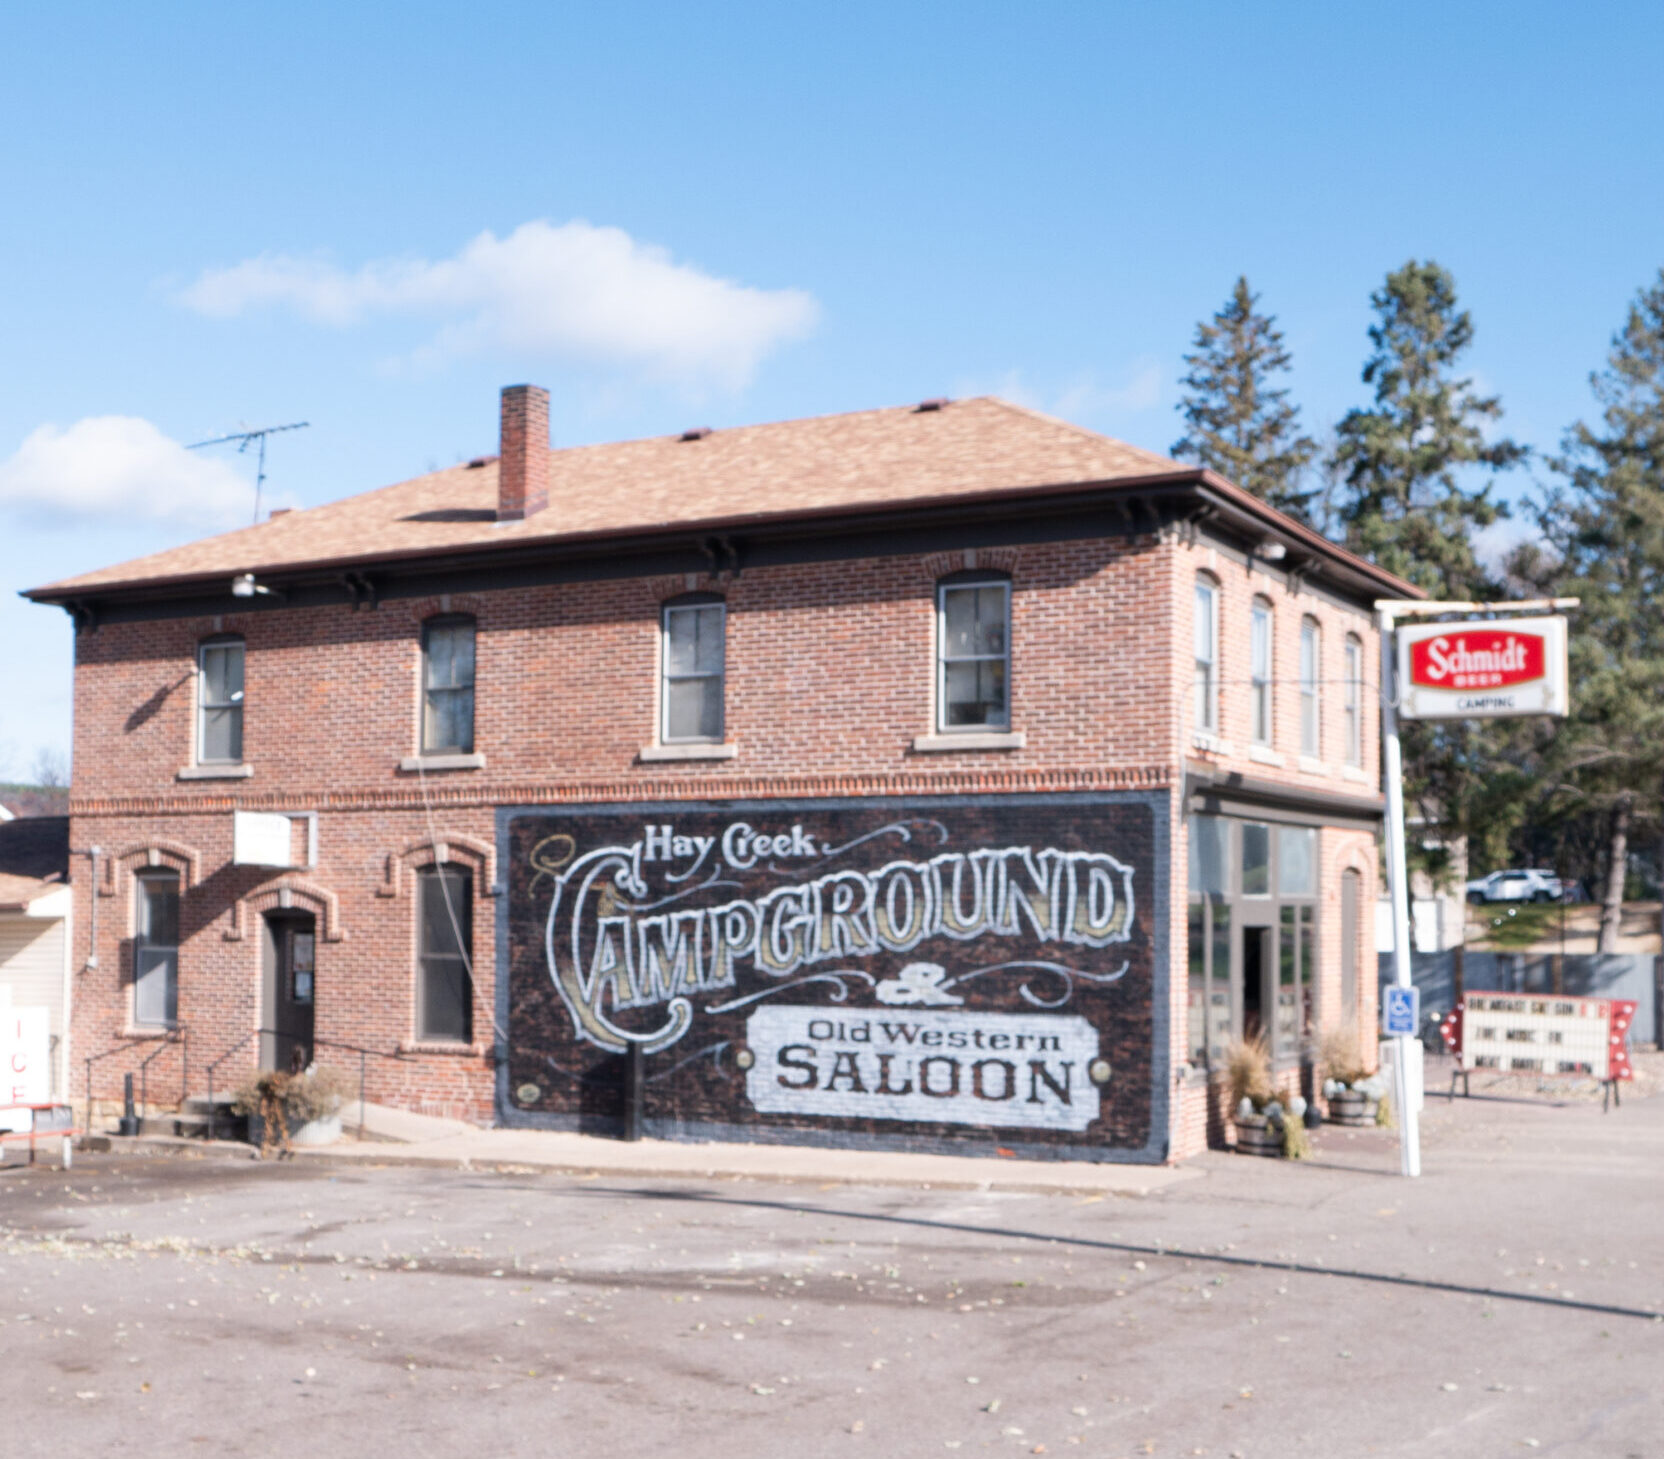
99,840 -> 203,898
376,833 -> 497,901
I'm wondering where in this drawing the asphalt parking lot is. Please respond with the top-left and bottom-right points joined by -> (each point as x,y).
2,1086 -> 1660,1459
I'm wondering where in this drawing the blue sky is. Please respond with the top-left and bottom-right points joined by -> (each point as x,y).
2,2 -> 1661,777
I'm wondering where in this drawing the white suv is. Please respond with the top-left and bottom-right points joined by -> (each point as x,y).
1464,868 -> 1564,904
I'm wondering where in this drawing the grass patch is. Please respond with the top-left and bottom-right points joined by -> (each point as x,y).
1472,900 -> 1581,949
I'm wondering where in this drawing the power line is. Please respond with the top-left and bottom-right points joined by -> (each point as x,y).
188,421 -> 310,524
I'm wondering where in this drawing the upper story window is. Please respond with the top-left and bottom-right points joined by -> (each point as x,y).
938,575 -> 1010,731
416,865 -> 473,1043
1193,576 -> 1219,734
1249,598 -> 1273,746
1299,617 -> 1321,758
134,871 -> 180,1027
662,595 -> 726,743
198,637 -> 245,764
422,616 -> 476,754
1344,634 -> 1364,767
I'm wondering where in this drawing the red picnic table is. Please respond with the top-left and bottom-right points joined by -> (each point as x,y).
0,1103 -> 80,1169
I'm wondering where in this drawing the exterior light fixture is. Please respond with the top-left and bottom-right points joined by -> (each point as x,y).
1260,542 -> 1288,563
231,573 -> 280,599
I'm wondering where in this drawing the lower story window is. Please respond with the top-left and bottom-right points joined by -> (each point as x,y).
134,871 -> 180,1027
417,866 -> 473,1042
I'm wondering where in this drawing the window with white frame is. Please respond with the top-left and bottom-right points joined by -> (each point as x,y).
661,596 -> 726,743
134,871 -> 180,1027
421,616 -> 476,754
937,576 -> 1010,731
1193,576 -> 1219,734
416,865 -> 473,1042
198,638 -> 245,764
1249,598 -> 1273,746
1344,634 -> 1364,767
1299,617 -> 1321,757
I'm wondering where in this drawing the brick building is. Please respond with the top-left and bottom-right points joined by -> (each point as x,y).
26,388 -> 1414,1162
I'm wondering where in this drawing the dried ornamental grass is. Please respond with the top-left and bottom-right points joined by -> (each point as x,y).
1320,1027 -> 1369,1087
1225,1036 -> 1274,1111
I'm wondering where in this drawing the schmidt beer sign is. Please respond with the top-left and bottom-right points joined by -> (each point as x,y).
1396,617 -> 1568,720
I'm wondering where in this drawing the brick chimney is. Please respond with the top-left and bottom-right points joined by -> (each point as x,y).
497,384 -> 550,520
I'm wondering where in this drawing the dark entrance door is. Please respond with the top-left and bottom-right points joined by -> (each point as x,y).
261,911 -> 316,1071
1241,924 -> 1271,1044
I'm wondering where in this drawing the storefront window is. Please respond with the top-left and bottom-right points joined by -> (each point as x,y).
1241,822 -> 1270,897
1187,815 -> 1232,1067
1275,903 -> 1317,1061
1277,826 -> 1315,895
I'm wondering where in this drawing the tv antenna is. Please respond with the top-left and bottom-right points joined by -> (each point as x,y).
188,420 -> 310,524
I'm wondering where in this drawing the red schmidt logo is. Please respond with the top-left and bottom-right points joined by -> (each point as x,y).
1409,631 -> 1545,692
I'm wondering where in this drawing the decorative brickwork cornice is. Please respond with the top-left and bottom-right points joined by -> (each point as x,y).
70,765 -> 1175,820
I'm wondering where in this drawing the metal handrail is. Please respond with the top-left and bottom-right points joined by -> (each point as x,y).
137,1026 -> 188,1120
202,1028 -> 404,1141
82,1026 -> 184,1134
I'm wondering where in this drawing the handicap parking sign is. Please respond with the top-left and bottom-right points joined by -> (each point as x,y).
1382,985 -> 1420,1037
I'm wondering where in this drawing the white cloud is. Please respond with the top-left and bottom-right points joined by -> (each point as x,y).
0,416 -> 254,527
177,219 -> 820,388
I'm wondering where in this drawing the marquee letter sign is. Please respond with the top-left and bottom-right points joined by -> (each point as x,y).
1395,617 -> 1568,720
497,794 -> 1165,1160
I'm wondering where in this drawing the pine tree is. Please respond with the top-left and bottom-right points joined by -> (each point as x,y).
1332,262 -> 1525,886
1333,261 -> 1524,599
1172,277 -> 1317,521
1530,272 -> 1664,949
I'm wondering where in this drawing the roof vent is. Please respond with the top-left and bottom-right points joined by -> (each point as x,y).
679,427 -> 713,442
268,508 -> 292,519
914,398 -> 949,413
467,456 -> 492,469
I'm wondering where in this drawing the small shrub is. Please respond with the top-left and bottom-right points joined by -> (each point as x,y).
1281,1115 -> 1311,1160
231,1066 -> 351,1123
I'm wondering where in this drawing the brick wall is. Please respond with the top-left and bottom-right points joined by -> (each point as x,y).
65,527 -> 1383,1155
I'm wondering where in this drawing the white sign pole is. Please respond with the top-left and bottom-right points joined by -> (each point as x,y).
1378,607 -> 1422,1178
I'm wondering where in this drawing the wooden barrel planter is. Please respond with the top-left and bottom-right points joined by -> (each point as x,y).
1234,1114 -> 1284,1157
1327,1090 -> 1378,1127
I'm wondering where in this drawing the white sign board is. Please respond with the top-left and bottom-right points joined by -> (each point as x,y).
1448,993 -> 1634,1081
1382,985 -> 1420,1037
1396,617 -> 1568,720
1,1004 -> 52,1115
233,810 -> 293,868
744,1005 -> 1101,1131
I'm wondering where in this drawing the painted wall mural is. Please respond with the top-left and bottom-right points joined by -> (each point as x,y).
498,794 -> 1165,1159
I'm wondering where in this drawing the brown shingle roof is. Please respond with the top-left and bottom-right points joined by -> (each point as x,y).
0,872 -> 64,914
29,398 -> 1188,596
